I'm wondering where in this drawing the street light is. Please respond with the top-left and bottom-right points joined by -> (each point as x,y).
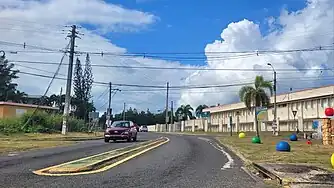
267,63 -> 278,135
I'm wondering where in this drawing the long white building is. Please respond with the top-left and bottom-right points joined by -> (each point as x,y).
203,85 -> 334,132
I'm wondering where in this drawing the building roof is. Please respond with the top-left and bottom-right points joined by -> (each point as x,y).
203,84 -> 334,113
0,102 -> 59,110
26,95 -> 43,98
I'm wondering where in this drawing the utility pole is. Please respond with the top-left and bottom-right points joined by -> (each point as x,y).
59,87 -> 62,113
165,82 -> 169,132
273,70 -> 277,135
267,63 -> 278,136
62,25 -> 77,135
123,102 -> 126,120
107,82 -> 112,118
171,100 -> 174,131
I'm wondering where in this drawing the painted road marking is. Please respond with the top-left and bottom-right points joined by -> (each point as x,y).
8,153 -> 18,157
33,137 -> 169,176
33,139 -> 155,174
197,137 -> 234,170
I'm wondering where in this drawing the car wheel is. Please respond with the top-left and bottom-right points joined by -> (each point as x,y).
127,137 -> 132,142
104,138 -> 109,143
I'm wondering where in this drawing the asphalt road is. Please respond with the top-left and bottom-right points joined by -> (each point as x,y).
0,133 -> 263,188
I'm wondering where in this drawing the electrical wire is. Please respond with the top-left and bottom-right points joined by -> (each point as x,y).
10,60 -> 333,72
21,41 -> 70,129
17,70 -> 260,89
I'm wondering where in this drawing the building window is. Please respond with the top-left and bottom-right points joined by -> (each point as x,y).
305,101 -> 308,109
321,99 -> 325,107
16,109 -> 27,117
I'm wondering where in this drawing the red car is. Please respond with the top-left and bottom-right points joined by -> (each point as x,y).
104,120 -> 138,143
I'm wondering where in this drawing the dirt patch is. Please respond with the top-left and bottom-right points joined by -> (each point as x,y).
273,164 -> 324,173
309,174 -> 334,182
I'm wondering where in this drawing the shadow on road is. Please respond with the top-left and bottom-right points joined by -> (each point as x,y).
107,140 -> 148,144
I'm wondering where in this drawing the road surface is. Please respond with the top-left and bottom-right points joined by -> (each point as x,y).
0,133 -> 262,188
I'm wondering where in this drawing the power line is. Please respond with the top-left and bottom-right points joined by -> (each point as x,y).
2,40 -> 333,57
0,41 -> 63,52
17,70 -> 260,89
21,41 -> 70,130
10,60 -> 333,71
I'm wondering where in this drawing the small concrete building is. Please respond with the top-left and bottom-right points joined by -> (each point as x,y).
0,102 -> 59,118
203,85 -> 334,133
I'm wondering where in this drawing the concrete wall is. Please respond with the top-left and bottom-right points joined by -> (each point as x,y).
0,102 -> 58,119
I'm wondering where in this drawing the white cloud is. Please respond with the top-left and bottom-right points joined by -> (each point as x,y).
1,0 -> 333,114
0,0 -> 191,113
179,0 -> 334,108
0,0 -> 158,33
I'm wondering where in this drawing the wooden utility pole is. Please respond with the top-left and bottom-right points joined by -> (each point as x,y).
123,102 -> 126,120
59,87 -> 62,113
165,82 -> 169,132
62,25 -> 77,135
107,82 -> 112,118
171,100 -> 174,131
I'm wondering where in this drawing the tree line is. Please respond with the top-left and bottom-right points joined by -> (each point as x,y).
0,53 -> 95,122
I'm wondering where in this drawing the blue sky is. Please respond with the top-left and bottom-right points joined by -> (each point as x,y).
104,0 -> 307,66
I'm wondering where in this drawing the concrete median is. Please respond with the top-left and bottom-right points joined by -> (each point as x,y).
33,137 -> 169,176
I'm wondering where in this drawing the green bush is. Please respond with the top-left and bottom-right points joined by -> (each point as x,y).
0,118 -> 22,134
0,111 -> 87,134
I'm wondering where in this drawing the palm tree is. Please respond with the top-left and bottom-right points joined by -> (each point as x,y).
195,104 -> 208,118
239,75 -> 273,137
175,104 -> 194,121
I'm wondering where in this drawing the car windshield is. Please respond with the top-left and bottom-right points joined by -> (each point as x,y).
110,121 -> 130,128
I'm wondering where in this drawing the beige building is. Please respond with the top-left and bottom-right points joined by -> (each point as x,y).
203,85 -> 334,132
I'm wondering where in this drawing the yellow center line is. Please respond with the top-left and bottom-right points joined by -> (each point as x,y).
33,137 -> 169,176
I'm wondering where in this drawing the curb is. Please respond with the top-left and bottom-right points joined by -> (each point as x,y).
216,138 -> 334,187
33,137 -> 169,176
216,138 -> 285,185
51,139 -> 164,173
251,162 -> 283,185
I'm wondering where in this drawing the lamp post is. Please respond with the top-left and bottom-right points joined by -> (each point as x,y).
267,63 -> 278,135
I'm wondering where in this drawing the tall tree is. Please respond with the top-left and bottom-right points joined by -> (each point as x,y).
175,104 -> 194,121
73,58 -> 85,119
195,104 -> 208,118
0,55 -> 26,102
239,75 -> 272,137
83,54 -> 94,121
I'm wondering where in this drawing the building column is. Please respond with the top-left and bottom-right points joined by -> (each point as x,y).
218,121 -> 223,132
192,120 -> 195,132
236,116 -> 239,133
181,121 -> 185,132
204,120 -> 208,132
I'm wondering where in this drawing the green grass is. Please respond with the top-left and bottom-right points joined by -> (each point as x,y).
218,131 -> 334,172
0,132 -> 103,154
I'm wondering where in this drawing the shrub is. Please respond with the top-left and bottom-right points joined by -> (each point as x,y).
0,118 -> 21,134
0,111 -> 88,134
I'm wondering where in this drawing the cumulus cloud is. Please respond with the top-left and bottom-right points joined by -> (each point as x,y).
1,0 -> 333,114
0,0 -> 191,113
178,0 -> 334,108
